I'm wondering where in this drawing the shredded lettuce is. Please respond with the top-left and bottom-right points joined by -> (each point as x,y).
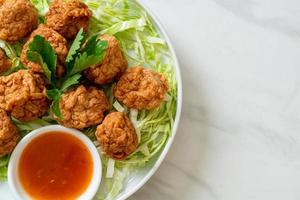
5,0 -> 178,199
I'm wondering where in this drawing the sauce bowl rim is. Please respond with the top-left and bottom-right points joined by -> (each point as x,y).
8,125 -> 102,200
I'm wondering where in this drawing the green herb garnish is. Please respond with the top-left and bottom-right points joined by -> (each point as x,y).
25,29 -> 108,119
26,35 -> 57,84
66,31 -> 108,76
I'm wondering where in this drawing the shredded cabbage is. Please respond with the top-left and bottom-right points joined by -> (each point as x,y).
0,40 -> 16,59
30,0 -> 50,16
113,101 -> 125,112
85,1 -> 178,198
12,118 -> 52,137
0,156 -> 9,181
0,40 -> 25,76
1,0 -> 178,199
106,158 -> 115,178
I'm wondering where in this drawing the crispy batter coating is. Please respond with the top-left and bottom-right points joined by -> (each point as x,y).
0,109 -> 19,157
45,0 -> 92,39
84,35 -> 128,85
0,0 -> 38,42
0,49 -> 11,73
20,25 -> 68,77
114,67 -> 169,110
55,85 -> 109,129
96,112 -> 138,160
0,70 -> 50,121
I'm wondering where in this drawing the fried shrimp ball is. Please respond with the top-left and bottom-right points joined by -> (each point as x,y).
0,49 -> 11,73
0,109 -> 19,157
45,0 -> 92,39
0,0 -> 38,42
0,70 -> 50,121
20,25 -> 68,77
55,85 -> 109,129
114,67 -> 169,110
96,112 -> 138,160
84,35 -> 128,85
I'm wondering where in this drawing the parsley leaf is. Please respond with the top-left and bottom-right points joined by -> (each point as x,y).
81,35 -> 98,55
24,32 -> 108,120
69,39 -> 108,76
26,35 -> 57,83
82,35 -> 108,56
46,89 -> 63,119
66,29 -> 84,63
51,99 -> 63,119
65,31 -> 108,77
46,89 -> 61,100
69,52 -> 95,75
50,97 -> 64,120
61,73 -> 82,92
28,36 -> 57,74
26,51 -> 52,81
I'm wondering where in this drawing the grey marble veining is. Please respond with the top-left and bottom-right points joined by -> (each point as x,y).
131,0 -> 300,199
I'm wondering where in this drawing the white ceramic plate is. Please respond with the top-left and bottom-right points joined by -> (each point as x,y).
0,1 -> 182,199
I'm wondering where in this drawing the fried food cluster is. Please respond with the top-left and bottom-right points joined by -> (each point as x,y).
0,70 -> 49,121
0,0 -> 170,161
0,49 -> 11,73
46,0 -> 92,39
0,0 -> 38,42
0,109 -> 19,157
96,112 -> 138,160
84,35 -> 128,85
21,25 -> 68,77
114,66 -> 169,110
55,85 -> 109,129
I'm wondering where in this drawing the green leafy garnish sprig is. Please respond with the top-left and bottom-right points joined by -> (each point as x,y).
26,29 -> 108,119
0,40 -> 26,76
65,29 -> 108,77
26,35 -> 57,84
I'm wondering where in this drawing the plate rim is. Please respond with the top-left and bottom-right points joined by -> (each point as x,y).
116,0 -> 183,199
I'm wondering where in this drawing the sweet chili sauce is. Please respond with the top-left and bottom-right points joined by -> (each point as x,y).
18,132 -> 93,200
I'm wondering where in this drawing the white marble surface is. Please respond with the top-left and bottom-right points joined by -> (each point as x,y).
0,1 -> 299,200
131,0 -> 300,199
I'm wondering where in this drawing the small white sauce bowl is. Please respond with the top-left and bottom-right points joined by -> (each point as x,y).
8,125 -> 102,200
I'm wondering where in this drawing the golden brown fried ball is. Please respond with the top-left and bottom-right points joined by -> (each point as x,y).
55,85 -> 109,129
0,109 -> 19,157
45,0 -> 92,39
96,112 -> 138,160
0,70 -> 50,121
0,49 -> 11,73
84,35 -> 128,85
114,66 -> 169,110
0,0 -> 38,42
20,25 -> 68,77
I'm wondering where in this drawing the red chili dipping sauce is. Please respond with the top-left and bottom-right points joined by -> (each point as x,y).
18,132 -> 93,200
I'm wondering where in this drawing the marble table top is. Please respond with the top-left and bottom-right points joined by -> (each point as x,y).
0,1 -> 298,200
131,0 -> 300,199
